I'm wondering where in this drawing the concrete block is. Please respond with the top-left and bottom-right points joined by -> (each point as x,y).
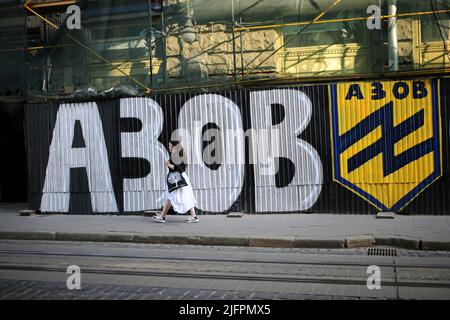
294,238 -> 345,249
19,210 -> 34,216
188,235 -> 249,247
55,232 -> 106,242
159,235 -> 190,245
376,212 -> 396,219
375,237 -> 420,250
0,231 -> 56,241
421,241 -> 450,251
133,234 -> 189,245
133,234 -> 164,244
227,212 -> 243,218
391,238 -> 420,250
248,237 -> 296,248
104,233 -> 135,243
345,235 -> 375,248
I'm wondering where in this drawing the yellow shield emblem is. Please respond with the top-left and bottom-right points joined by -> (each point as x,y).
330,80 -> 442,211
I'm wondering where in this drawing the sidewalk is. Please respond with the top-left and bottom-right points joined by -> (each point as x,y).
1,204 -> 450,250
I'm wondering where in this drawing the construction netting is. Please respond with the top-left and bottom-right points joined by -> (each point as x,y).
3,0 -> 450,99
0,0 -> 26,100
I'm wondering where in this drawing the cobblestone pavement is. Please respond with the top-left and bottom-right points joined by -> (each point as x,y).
0,279 -> 360,300
0,240 -> 449,300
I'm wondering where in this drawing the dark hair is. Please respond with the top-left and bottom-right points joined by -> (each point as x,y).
169,140 -> 180,147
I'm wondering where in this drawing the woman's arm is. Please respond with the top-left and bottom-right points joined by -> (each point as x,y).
165,159 -> 185,172
165,160 -> 175,170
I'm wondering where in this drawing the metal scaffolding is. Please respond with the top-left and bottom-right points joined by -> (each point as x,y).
2,0 -> 450,98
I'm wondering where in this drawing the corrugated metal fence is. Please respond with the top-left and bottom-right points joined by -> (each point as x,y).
25,78 -> 450,214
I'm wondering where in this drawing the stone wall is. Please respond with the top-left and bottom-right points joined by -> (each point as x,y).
163,0 -> 278,82
162,0 -> 416,82
397,18 -> 414,69
165,24 -> 278,81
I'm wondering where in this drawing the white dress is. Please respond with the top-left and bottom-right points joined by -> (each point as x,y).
165,172 -> 197,214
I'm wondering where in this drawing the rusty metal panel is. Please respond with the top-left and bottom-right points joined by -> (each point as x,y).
24,78 -> 450,214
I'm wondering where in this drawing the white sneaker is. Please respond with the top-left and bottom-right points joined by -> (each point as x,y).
185,216 -> 199,223
152,215 -> 166,223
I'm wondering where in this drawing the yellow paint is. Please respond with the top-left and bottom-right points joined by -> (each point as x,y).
333,79 -> 440,210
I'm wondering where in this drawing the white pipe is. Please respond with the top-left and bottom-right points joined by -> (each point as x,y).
388,0 -> 398,72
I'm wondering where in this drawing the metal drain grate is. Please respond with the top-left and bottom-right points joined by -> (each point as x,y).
367,248 -> 398,256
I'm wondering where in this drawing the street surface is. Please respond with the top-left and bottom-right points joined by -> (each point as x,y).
0,240 -> 449,300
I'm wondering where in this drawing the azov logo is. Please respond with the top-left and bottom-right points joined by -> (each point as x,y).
330,80 -> 442,211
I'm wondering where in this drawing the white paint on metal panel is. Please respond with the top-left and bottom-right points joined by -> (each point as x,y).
40,102 -> 118,212
178,94 -> 245,212
120,97 -> 168,212
250,89 -> 323,212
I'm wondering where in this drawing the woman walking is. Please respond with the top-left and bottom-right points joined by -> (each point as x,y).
153,140 -> 199,223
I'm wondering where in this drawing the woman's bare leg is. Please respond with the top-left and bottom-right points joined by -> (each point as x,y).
189,207 -> 197,218
161,200 -> 172,218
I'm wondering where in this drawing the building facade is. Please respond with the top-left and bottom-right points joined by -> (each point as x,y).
1,0 -> 449,214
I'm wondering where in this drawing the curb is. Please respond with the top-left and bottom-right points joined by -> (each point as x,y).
0,232 -> 345,249
294,238 -> 345,249
56,232 -> 106,242
421,240 -> 450,251
374,237 -> 421,250
1,231 -> 448,250
0,231 -> 56,241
